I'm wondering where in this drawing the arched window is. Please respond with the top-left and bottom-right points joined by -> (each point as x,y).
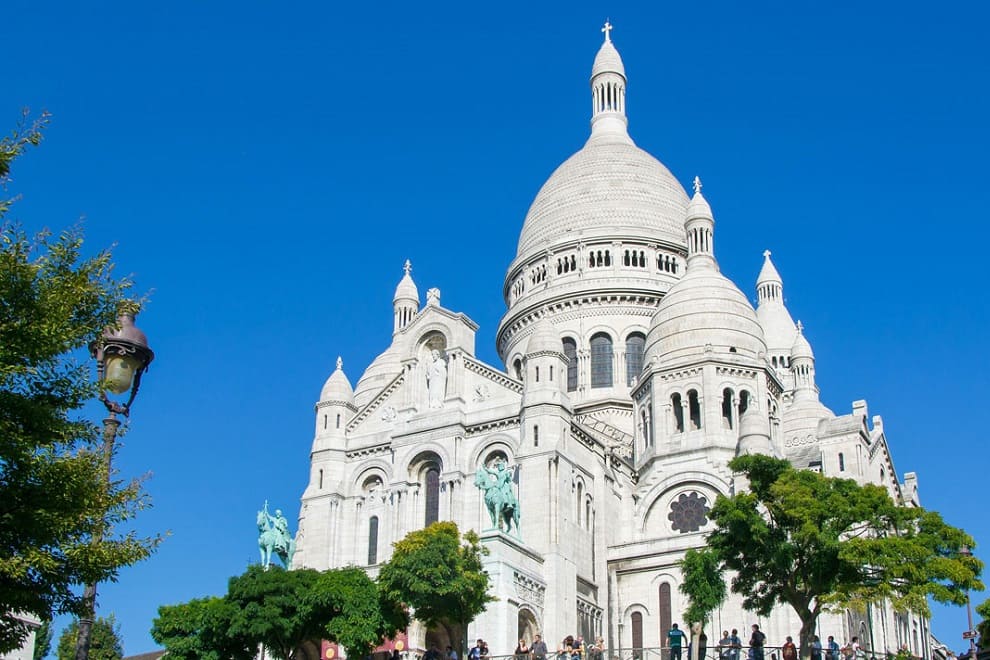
672,393 -> 684,433
323,414 -> 327,430
513,359 -> 523,381
631,612 -> 643,653
590,333 -> 613,388
425,467 -> 440,525
626,332 -> 646,386
563,338 -> 578,392
368,516 -> 379,565
336,414 -> 341,429
533,425 -> 539,447
738,390 -> 750,417
688,389 -> 702,430
722,388 -> 734,429
838,452 -> 845,472
576,481 -> 584,527
659,583 -> 672,651
318,469 -> 324,489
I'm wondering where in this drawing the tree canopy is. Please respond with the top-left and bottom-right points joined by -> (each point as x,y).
700,455 -> 983,657
377,521 -> 494,652
679,547 -> 726,628
56,615 -> 123,660
977,598 -> 990,651
151,597 -> 255,660
0,112 -> 159,652
152,564 -> 408,660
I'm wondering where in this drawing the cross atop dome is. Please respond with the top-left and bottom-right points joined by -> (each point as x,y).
602,19 -> 613,43
403,259 -> 412,276
336,356 -> 343,371
764,249 -> 771,259
796,320 -> 804,334
693,176 -> 703,195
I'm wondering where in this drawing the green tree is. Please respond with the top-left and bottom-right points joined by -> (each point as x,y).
55,615 -> 123,660
977,598 -> 990,651
378,522 -> 494,655
0,112 -> 159,652
151,597 -> 256,660
703,455 -> 983,659
33,619 -> 53,660
224,565 -> 328,660
308,567 -> 409,659
679,548 -> 726,630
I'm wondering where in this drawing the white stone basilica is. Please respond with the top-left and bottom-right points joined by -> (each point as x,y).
293,26 -> 931,660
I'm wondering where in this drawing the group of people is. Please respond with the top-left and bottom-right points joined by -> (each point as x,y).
707,626 -> 868,660
502,633 -> 606,660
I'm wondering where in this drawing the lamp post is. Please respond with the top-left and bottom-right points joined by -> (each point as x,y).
959,547 -> 978,660
74,312 -> 154,660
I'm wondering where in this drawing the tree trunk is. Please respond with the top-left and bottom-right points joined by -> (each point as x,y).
798,616 -> 818,660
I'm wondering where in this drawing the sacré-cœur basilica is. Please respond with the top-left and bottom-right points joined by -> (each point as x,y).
291,24 -> 930,660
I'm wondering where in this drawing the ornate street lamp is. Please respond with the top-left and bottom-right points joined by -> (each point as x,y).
959,546 -> 978,660
74,312 -> 154,660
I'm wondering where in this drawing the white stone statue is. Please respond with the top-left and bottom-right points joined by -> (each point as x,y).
426,349 -> 447,408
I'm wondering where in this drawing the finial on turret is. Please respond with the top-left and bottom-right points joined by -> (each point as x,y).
693,176 -> 703,195
403,259 -> 412,276
763,249 -> 771,259
796,320 -> 804,334
336,356 -> 343,371
602,19 -> 613,43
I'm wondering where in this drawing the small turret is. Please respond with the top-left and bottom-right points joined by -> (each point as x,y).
790,321 -> 818,402
520,315 -> 572,451
393,260 -> 420,333
685,177 -> 716,271
315,357 -> 356,449
590,21 -> 628,137
737,404 -> 773,456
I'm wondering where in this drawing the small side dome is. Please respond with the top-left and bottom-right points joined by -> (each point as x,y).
591,39 -> 625,79
686,187 -> 713,221
645,269 -> 767,367
393,260 -> 419,303
320,357 -> 354,404
354,345 -> 402,409
791,321 -> 814,360
739,405 -> 771,439
526,316 -> 562,355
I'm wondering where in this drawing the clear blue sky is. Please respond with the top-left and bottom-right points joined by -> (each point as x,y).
6,0 -> 989,655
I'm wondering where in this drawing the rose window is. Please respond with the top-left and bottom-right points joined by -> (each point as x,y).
667,491 -> 710,533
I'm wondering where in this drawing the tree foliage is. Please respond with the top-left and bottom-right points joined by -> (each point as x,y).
151,597 -> 255,660
309,567 -> 409,658
32,619 -> 52,660
704,455 -> 983,657
55,615 -> 123,660
977,598 -> 990,651
152,565 -> 408,660
679,548 -> 726,627
378,521 -> 494,652
0,111 -> 159,653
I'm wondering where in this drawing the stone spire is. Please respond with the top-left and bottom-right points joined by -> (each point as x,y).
393,260 -> 420,334
685,176 -> 717,271
590,21 -> 628,136
790,321 -> 818,401
757,250 -> 784,305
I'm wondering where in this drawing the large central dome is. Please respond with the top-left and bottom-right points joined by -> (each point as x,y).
515,133 -> 689,258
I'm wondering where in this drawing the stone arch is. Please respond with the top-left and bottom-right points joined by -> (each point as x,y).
635,471 -> 729,527
518,606 -> 540,643
351,461 -> 392,494
414,326 -> 450,354
643,482 -> 719,536
468,433 -> 519,468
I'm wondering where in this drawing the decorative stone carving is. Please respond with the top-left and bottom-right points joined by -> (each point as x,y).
668,491 -> 710,534
427,287 -> 441,306
381,405 -> 397,422
473,383 -> 491,401
513,571 -> 546,610
426,350 -> 447,409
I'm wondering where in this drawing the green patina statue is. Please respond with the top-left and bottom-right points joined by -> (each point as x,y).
474,458 -> 520,536
257,500 -> 295,569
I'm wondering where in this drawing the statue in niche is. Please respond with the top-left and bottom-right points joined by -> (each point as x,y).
426,349 -> 447,409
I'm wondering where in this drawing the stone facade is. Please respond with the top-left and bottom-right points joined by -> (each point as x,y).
294,28 -> 930,660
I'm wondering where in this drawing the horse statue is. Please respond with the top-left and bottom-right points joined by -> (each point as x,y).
474,459 -> 520,536
257,501 -> 296,569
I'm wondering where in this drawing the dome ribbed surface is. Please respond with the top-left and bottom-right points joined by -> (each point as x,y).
646,268 -> 766,366
515,136 -> 689,259
791,328 -> 814,359
320,364 -> 354,404
756,304 -> 797,352
393,272 -> 419,302
592,40 -> 625,78
354,346 -> 401,409
526,317 -> 562,355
